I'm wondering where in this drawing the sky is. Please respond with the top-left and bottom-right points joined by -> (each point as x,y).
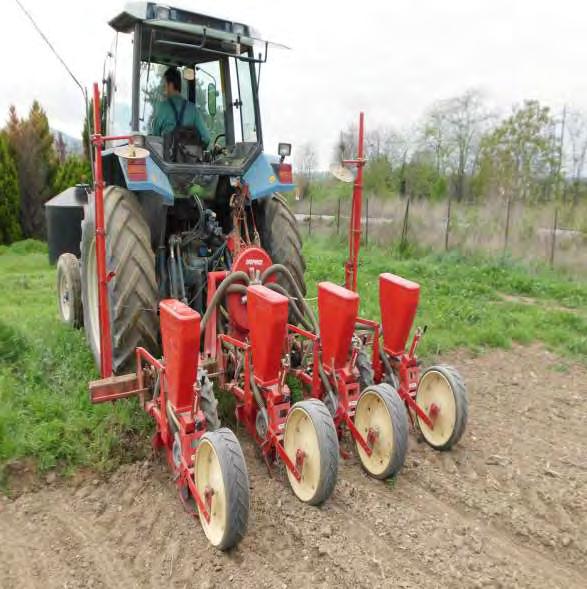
2,0 -> 586,168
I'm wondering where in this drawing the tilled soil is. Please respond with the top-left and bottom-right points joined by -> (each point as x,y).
1,345 -> 585,588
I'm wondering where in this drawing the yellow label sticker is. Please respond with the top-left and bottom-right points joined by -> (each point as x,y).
269,175 -> 276,183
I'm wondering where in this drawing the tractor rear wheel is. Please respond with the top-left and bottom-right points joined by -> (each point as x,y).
256,193 -> 306,295
80,186 -> 159,374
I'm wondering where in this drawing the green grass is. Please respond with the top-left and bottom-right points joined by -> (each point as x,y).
304,235 -> 587,359
0,236 -> 586,487
0,241 -> 151,488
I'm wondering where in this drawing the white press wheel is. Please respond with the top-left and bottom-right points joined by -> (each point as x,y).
283,399 -> 339,505
415,365 -> 468,450
194,428 -> 250,550
56,253 -> 82,328
354,383 -> 408,479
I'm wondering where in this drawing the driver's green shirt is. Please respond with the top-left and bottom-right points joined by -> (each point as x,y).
151,95 -> 211,148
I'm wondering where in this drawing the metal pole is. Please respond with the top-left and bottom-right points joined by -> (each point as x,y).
365,196 -> 369,245
92,83 -> 113,377
308,191 -> 313,236
336,197 -> 341,235
131,23 -> 141,131
445,196 -> 452,250
345,112 -> 365,292
550,206 -> 559,267
401,195 -> 410,250
504,195 -> 512,256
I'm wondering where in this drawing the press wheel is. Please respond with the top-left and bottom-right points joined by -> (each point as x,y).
283,399 -> 339,505
194,428 -> 249,550
415,365 -> 468,450
354,383 -> 408,479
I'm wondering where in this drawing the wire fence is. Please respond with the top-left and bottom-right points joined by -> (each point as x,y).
292,194 -> 587,276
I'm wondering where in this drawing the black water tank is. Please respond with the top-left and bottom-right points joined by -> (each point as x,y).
45,185 -> 89,265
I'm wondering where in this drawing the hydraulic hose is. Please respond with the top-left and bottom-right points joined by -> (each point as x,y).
264,282 -> 314,332
200,270 -> 249,332
261,264 -> 319,333
249,372 -> 265,410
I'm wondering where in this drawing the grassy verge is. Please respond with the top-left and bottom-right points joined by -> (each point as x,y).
0,237 -> 586,488
0,241 -> 151,489
305,235 -> 587,359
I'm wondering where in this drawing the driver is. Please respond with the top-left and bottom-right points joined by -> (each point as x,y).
151,66 -> 211,148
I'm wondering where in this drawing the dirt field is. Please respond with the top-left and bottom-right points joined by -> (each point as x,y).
1,345 -> 585,588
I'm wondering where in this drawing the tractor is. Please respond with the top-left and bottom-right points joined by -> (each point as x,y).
46,2 -> 336,550
46,2 -> 468,551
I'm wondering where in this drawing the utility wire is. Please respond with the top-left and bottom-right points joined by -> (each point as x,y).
14,0 -> 86,100
14,0 -> 94,180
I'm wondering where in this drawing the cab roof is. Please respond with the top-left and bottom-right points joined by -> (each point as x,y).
109,2 -> 265,49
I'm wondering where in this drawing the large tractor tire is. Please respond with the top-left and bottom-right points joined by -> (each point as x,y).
81,186 -> 159,374
256,194 -> 306,295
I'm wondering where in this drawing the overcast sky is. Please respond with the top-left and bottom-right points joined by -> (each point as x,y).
2,0 -> 586,167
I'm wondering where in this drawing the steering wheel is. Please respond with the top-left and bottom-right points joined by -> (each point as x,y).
212,133 -> 226,145
211,133 -> 226,157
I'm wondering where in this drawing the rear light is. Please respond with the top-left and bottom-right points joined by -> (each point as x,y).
127,158 -> 147,181
278,163 -> 293,184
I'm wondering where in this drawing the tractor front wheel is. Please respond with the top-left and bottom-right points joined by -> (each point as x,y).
80,186 -> 159,374
56,253 -> 83,329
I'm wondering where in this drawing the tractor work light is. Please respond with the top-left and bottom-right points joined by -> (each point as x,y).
278,142 -> 291,159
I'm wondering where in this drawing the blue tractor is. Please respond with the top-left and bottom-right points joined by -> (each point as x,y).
47,2 -> 304,375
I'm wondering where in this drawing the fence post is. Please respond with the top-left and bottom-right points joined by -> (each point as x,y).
365,197 -> 369,245
308,192 -> 313,236
550,206 -> 558,267
445,196 -> 452,251
503,194 -> 513,255
336,197 -> 341,235
400,195 -> 411,250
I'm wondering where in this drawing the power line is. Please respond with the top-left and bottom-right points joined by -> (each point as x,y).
14,0 -> 86,100
14,0 -> 94,180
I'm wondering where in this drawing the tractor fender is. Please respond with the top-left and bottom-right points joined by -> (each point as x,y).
102,149 -> 174,204
243,153 -> 295,200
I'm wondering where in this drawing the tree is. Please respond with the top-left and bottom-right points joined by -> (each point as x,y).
565,108 -> 587,202
53,155 -> 92,195
0,132 -> 21,244
422,89 -> 489,200
295,142 -> 318,199
421,105 -> 453,176
6,102 -> 58,239
335,122 -> 358,162
476,100 -> 558,202
55,132 -> 67,163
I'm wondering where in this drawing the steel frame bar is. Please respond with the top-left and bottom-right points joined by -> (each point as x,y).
345,112 -> 366,292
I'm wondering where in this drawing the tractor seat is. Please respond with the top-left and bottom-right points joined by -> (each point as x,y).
163,126 -> 204,164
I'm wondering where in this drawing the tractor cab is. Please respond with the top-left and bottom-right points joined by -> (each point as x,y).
103,2 -> 293,200
47,1 -> 306,381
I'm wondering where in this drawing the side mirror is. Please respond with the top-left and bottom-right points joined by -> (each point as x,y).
207,83 -> 217,117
